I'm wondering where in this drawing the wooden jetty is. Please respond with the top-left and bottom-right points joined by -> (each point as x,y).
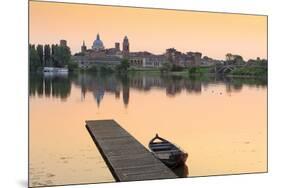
86,119 -> 177,182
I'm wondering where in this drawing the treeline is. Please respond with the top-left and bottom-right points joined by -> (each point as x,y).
29,43 -> 77,71
229,66 -> 267,77
225,53 -> 267,65
86,59 -> 130,74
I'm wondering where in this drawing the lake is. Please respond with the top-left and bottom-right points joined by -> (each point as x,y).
29,72 -> 267,187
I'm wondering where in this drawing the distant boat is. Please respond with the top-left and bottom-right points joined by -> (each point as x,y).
149,134 -> 188,168
43,67 -> 68,73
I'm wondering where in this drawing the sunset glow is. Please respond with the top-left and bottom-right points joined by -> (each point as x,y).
29,1 -> 267,60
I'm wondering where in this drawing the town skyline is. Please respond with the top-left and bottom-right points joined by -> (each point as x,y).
30,33 -> 267,62
30,1 -> 267,61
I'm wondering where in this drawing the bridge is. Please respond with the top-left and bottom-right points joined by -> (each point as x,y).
215,64 -> 239,74
206,63 -> 265,74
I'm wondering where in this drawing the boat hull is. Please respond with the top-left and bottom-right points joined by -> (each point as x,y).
157,152 -> 188,168
149,134 -> 188,169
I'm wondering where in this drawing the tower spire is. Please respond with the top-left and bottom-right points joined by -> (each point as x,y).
81,40 -> 87,53
122,35 -> 129,55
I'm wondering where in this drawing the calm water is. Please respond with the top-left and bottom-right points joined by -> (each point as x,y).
29,72 -> 267,187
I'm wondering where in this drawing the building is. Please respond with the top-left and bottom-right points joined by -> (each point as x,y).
165,48 -> 189,66
73,33 -> 166,69
186,52 -> 202,66
201,56 -> 223,65
81,40 -> 87,53
128,52 -> 165,68
72,34 -> 123,69
122,36 -> 130,55
60,40 -> 67,47
165,48 -> 203,67
92,34 -> 104,51
72,55 -> 121,69
72,33 -> 209,70
115,42 -> 120,51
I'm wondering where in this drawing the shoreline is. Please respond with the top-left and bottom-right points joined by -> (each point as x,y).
30,68 -> 268,79
225,74 -> 267,78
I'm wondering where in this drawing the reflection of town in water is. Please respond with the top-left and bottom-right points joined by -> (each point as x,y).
29,73 -> 267,107
29,72 -> 267,186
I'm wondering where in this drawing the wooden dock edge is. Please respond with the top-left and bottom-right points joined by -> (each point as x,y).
86,121 -> 121,181
85,119 -> 178,182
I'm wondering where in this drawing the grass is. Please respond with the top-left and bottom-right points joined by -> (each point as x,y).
229,66 -> 267,77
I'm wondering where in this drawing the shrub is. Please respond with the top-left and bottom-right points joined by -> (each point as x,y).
88,65 -> 98,72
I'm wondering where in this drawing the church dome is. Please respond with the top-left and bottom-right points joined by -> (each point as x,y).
92,34 -> 104,50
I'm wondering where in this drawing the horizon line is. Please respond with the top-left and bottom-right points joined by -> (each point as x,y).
29,40 -> 267,61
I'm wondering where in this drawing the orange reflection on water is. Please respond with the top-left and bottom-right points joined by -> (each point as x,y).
29,73 -> 267,186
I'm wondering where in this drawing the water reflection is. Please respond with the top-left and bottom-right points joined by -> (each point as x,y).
29,72 -> 267,106
29,72 -> 267,185
30,73 -> 71,100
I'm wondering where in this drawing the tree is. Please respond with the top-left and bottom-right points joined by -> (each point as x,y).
44,44 -> 51,66
225,53 -> 233,61
188,67 -> 197,74
234,55 -> 244,65
51,44 -> 56,56
68,59 -> 78,71
121,59 -> 130,70
29,44 -> 40,71
36,44 -> 44,66
116,59 -> 130,73
29,42 -> 72,70
171,64 -> 183,71
60,46 -> 71,66
51,44 -> 57,65
160,61 -> 172,72
52,45 -> 71,67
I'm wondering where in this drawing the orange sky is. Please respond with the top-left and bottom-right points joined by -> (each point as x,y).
29,1 -> 267,60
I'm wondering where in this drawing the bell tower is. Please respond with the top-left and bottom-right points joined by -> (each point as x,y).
122,36 -> 129,55
81,40 -> 87,53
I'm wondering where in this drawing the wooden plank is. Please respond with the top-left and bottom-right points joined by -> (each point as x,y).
86,119 -> 177,182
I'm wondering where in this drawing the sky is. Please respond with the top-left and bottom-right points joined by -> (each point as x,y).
29,1 -> 267,60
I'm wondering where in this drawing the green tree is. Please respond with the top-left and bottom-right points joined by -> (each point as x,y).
116,59 -> 130,73
44,44 -> 51,66
171,64 -> 183,72
121,58 -> 130,71
59,46 -> 71,66
87,65 -> 98,72
51,44 -> 55,56
234,55 -> 244,65
51,44 -> 57,65
29,44 -> 40,71
52,45 -> 71,67
188,67 -> 197,74
160,61 -> 172,72
68,60 -> 78,71
36,44 -> 44,66
225,53 -> 233,61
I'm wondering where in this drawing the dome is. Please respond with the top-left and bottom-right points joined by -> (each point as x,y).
92,34 -> 104,50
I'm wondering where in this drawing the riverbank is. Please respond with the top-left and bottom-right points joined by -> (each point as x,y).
37,64 -> 267,80
226,74 -> 267,79
228,66 -> 267,77
167,66 -> 267,78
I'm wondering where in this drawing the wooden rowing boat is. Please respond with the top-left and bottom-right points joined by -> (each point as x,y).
149,134 -> 188,168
